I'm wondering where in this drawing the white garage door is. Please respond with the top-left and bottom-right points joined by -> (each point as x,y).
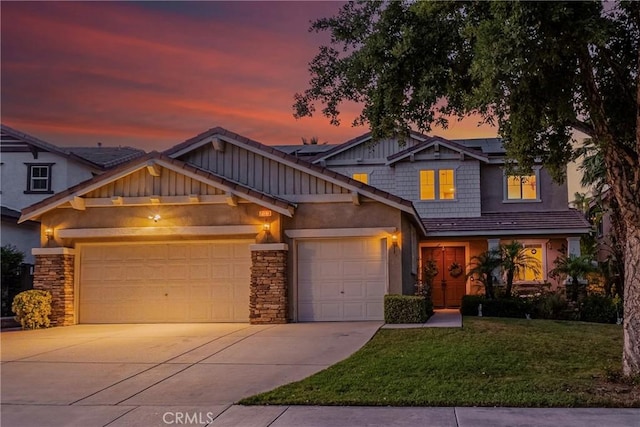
297,237 -> 387,321
79,241 -> 251,323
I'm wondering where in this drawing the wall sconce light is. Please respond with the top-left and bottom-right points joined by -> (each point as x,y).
547,242 -> 553,250
391,233 -> 399,253
263,222 -> 271,232
148,214 -> 161,223
45,228 -> 54,240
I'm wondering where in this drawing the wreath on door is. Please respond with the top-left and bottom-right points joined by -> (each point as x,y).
448,262 -> 463,278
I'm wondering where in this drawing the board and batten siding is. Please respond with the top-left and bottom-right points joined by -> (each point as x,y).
82,168 -> 226,198
178,144 -> 349,196
325,138 -> 420,163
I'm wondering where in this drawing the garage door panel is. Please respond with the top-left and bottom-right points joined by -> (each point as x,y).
79,241 -> 251,323
298,238 -> 386,322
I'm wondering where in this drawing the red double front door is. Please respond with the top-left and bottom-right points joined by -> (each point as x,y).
422,246 -> 466,308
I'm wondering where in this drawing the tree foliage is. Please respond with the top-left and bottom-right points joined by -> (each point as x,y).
296,0 -> 640,376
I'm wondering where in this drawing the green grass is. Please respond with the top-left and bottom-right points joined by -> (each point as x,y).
241,317 -> 639,407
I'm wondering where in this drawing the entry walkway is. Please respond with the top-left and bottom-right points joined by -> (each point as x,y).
381,309 -> 462,329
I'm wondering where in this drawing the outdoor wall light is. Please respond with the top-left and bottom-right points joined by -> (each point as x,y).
44,228 -> 54,240
391,233 -> 399,253
263,222 -> 271,232
148,214 -> 161,223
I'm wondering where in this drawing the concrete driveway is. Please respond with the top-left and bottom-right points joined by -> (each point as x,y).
1,322 -> 381,426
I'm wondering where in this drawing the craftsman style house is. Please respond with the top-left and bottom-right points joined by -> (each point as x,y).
20,126 -> 589,325
306,132 -> 591,307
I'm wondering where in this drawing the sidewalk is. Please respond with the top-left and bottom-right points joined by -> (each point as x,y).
208,406 -> 640,427
382,309 -> 462,329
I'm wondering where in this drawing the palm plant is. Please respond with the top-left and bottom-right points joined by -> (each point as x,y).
498,241 -> 541,298
549,254 -> 598,301
467,250 -> 502,300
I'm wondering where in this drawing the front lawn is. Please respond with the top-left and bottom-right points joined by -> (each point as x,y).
241,317 -> 639,407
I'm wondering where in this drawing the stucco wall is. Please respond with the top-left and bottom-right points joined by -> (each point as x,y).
0,152 -> 95,211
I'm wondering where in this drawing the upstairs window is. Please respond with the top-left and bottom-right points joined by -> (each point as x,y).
26,164 -> 53,193
439,169 -> 455,199
506,174 -> 538,200
420,169 -> 455,200
352,173 -> 368,184
419,170 -> 435,200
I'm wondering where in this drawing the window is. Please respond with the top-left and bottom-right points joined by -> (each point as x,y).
26,164 -> 53,193
507,174 -> 537,200
419,170 -> 435,200
352,173 -> 368,184
517,244 -> 544,282
439,169 -> 455,199
420,169 -> 455,200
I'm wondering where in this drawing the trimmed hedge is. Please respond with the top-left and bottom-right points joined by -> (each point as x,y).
580,294 -> 619,323
461,296 -> 532,319
384,295 -> 429,324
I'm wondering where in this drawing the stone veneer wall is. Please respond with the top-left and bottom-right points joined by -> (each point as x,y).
250,245 -> 288,324
33,251 -> 75,326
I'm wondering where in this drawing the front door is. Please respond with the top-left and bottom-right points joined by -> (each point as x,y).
423,246 -> 466,308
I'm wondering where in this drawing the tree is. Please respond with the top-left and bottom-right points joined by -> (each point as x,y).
467,250 -> 502,300
301,136 -> 326,145
294,1 -> 640,376
1,245 -> 25,316
497,241 -> 541,299
550,254 -> 598,301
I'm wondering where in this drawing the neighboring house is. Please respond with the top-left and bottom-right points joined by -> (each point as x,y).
309,132 -> 591,307
0,124 -> 144,263
19,127 -> 426,326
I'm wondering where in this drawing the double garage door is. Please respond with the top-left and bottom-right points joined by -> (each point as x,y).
79,241 -> 251,323
297,237 -> 387,321
78,237 -> 387,323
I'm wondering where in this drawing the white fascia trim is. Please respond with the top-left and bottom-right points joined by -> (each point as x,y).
250,243 -> 289,251
58,225 -> 262,239
285,227 -> 396,239
424,228 -> 591,237
166,135 -> 221,158
32,247 -> 76,255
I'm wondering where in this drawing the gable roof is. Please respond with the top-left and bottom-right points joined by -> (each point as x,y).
422,210 -> 591,237
19,152 -> 297,223
309,130 -> 429,164
386,136 -> 488,165
1,124 -> 145,170
164,127 -> 427,236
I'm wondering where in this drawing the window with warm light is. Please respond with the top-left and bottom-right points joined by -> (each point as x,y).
507,174 -> 537,200
439,169 -> 455,199
352,173 -> 368,184
517,244 -> 544,281
419,170 -> 435,200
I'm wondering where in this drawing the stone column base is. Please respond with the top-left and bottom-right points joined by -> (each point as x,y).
32,248 -> 75,326
249,243 -> 288,324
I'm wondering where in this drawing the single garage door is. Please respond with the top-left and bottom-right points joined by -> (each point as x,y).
297,237 -> 387,321
79,241 -> 251,323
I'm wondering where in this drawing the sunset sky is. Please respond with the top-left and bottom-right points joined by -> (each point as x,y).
1,1 -> 497,151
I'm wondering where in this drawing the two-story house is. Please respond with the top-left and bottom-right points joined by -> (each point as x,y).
19,126 -> 589,326
1,124 -> 145,263
307,132 -> 591,307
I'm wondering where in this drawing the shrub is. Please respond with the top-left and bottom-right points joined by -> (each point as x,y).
384,295 -> 428,324
531,292 -> 569,320
460,295 -> 532,319
580,294 -> 618,324
12,290 -> 52,329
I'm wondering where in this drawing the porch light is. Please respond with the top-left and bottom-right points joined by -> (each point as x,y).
45,228 -> 54,240
263,222 -> 271,232
148,214 -> 161,223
